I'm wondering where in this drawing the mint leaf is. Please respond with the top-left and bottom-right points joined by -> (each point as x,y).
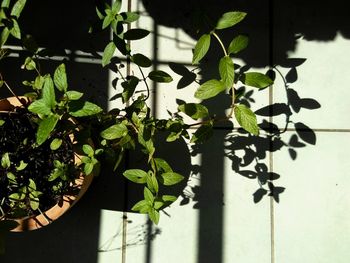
192,34 -> 211,65
234,104 -> 259,135
240,72 -> 273,89
194,79 -> 226,100
219,56 -> 234,88
216,11 -> 247,30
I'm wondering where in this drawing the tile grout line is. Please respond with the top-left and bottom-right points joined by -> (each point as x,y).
268,0 -> 276,261
121,1 -> 133,263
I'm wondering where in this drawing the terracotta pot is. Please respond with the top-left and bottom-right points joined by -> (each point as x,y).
0,97 -> 94,231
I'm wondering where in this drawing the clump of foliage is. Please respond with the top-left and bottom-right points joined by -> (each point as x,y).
0,0 -> 273,228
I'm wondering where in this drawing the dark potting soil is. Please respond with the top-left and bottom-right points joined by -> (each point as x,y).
0,108 -> 77,217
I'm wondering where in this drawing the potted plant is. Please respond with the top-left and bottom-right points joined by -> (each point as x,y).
0,0 -> 104,232
0,0 -> 273,231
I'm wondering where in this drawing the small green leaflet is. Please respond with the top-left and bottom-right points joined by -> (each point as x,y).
23,57 -> 36,70
148,70 -> 173,83
50,138 -> 63,150
10,19 -> 21,39
120,12 -> 140,23
54,64 -> 68,92
102,10 -> 114,29
123,169 -> 147,184
194,79 -> 226,100
0,120 -> 5,126
10,0 -> 27,18
228,35 -> 249,54
28,99 -> 52,116
82,144 -> 94,157
219,56 -> 234,88
216,11 -> 247,30
69,101 -> 103,117
111,0 -> 122,14
36,114 -> 59,145
1,153 -> 10,169
0,27 -> 10,47
178,103 -> 209,120
159,172 -> 184,186
144,187 -> 154,203
131,200 -> 151,213
42,76 -> 56,109
102,41 -> 116,67
240,72 -> 273,89
84,163 -> 94,175
148,208 -> 160,225
100,123 -> 128,140
192,34 -> 211,65
66,90 -> 83,100
234,104 -> 259,135
16,160 -> 28,171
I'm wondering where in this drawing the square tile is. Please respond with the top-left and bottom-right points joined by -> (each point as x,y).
273,131 -> 350,263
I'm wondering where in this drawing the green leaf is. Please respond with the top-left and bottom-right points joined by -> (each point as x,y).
1,153 -> 10,169
28,99 -> 52,115
111,0 -> 122,14
0,27 -> 10,47
124,29 -> 150,40
16,160 -> 27,171
10,0 -> 26,18
69,101 -> 103,117
123,169 -> 148,184
240,72 -> 273,89
194,79 -> 226,100
154,158 -> 173,173
131,200 -> 151,213
9,192 -> 25,201
159,172 -> 184,186
82,144 -> 94,157
234,104 -> 259,135
10,19 -> 21,39
120,12 -> 140,23
216,11 -> 247,30
42,76 -> 56,109
102,12 -> 114,29
192,34 -> 211,65
162,195 -> 177,202
144,187 -> 154,203
100,123 -> 128,140
34,75 -> 45,90
0,120 -> 4,126
190,123 -> 213,143
121,76 -> 139,103
146,172 -> 159,194
23,57 -> 36,70
49,138 -> 62,150
48,168 -> 63,181
148,208 -> 159,225
84,163 -> 94,175
30,198 -> 39,210
219,56 -> 235,88
131,53 -> 152,68
36,115 -> 59,145
178,103 -> 209,120
65,90 -> 83,100
148,70 -> 173,83
1,0 -> 10,8
54,63 -> 68,92
228,34 -> 249,54
102,41 -> 116,67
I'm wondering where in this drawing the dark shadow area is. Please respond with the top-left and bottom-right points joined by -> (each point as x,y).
142,0 -> 350,67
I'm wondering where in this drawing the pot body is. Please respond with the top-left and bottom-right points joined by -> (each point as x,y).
0,97 -> 94,231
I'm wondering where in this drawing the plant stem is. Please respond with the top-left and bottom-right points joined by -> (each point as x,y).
211,32 -> 236,118
212,32 -> 228,57
3,81 -> 25,106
